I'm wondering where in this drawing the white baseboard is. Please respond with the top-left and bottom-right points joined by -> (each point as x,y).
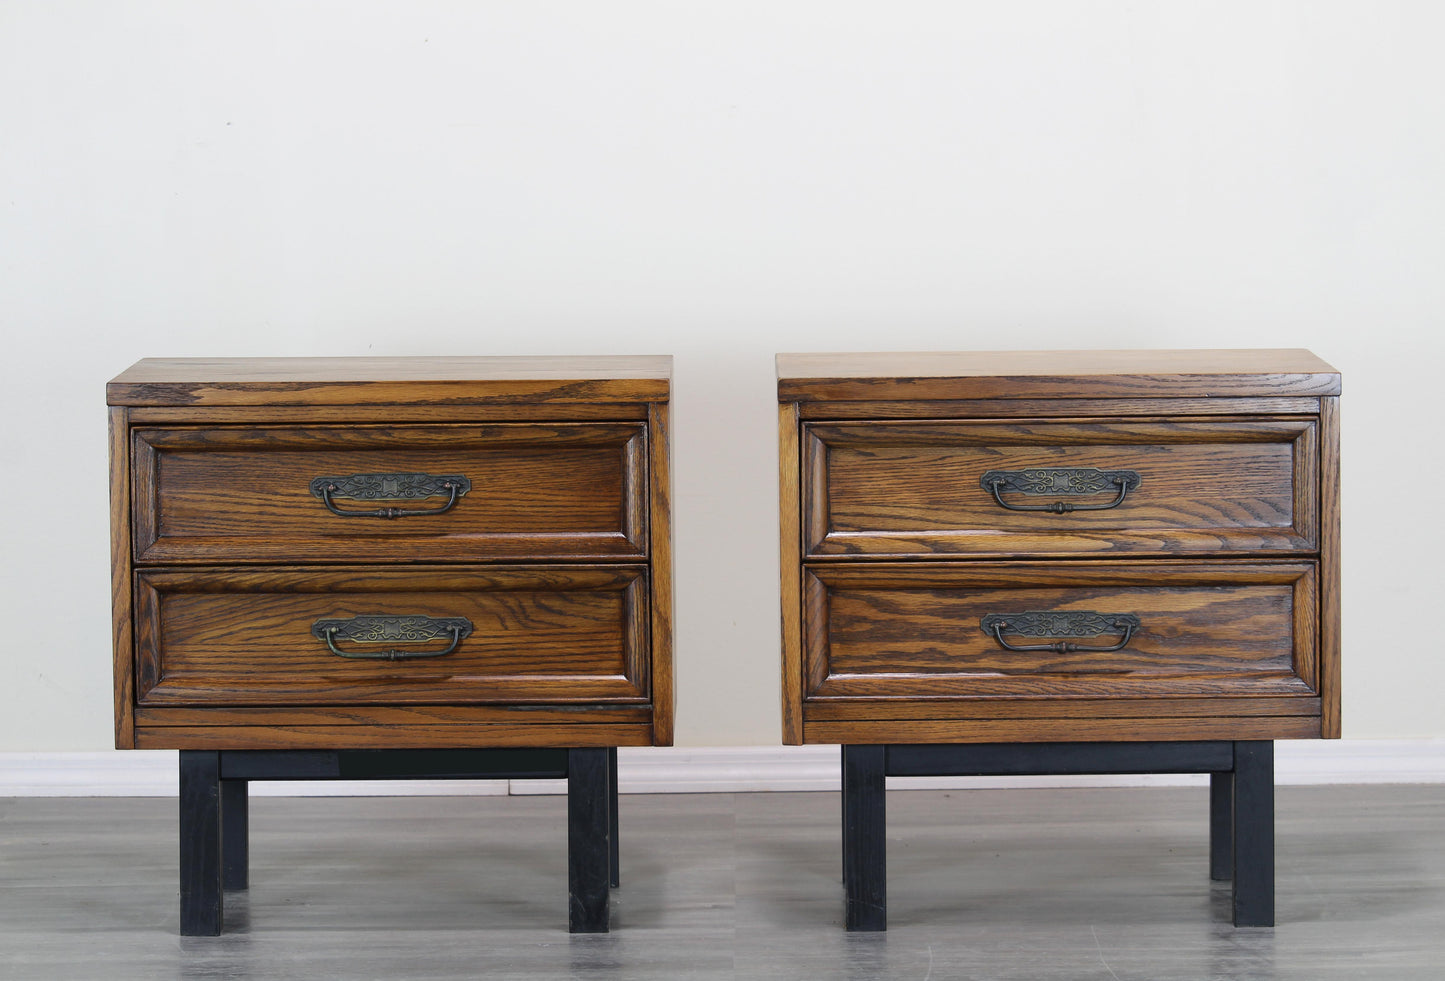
2,740 -> 1442,797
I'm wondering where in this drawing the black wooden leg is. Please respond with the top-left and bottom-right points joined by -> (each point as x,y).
568,748 -> 610,933
1210,770 -> 1233,881
608,747 -> 620,889
1232,741 -> 1275,927
842,745 -> 886,932
221,778 -> 249,891
179,750 -> 223,936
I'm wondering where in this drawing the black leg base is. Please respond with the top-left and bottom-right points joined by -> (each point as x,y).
568,748 -> 612,933
1210,771 -> 1233,882
220,779 -> 249,891
839,740 -> 1277,931
176,747 -> 619,936
608,746 -> 620,889
1232,741 -> 1275,926
842,745 -> 886,931
179,751 -> 223,936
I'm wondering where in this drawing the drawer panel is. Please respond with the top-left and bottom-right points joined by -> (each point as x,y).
135,566 -> 649,705
802,562 -> 1317,701
803,420 -> 1317,557
132,424 -> 646,563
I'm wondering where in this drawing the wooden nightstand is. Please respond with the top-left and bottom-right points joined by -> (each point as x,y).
777,350 -> 1340,929
108,356 -> 673,935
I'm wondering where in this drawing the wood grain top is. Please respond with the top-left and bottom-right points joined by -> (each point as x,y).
108,356 -> 673,406
777,349 -> 1340,402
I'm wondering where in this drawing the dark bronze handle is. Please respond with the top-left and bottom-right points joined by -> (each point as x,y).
311,614 -> 473,660
309,473 -> 471,518
980,611 -> 1140,654
981,468 -> 1141,513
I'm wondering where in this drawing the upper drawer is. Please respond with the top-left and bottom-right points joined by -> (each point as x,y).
802,419 -> 1318,557
132,423 -> 647,563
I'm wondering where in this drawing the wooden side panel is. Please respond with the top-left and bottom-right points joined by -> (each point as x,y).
134,566 -> 649,706
778,403 -> 804,744
1320,395 -> 1342,737
804,563 -> 1318,701
132,424 -> 648,563
805,420 -> 1318,557
110,406 -> 135,749
135,723 -> 656,750
647,402 -> 675,745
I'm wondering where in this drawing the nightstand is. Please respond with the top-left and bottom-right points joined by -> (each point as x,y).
776,350 -> 1340,929
109,356 -> 673,935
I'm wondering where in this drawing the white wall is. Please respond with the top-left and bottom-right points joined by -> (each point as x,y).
1,1 -> 1440,751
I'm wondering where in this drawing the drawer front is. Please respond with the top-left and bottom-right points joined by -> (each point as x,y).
134,566 -> 649,705
803,420 -> 1317,557
132,423 -> 646,563
802,562 -> 1317,701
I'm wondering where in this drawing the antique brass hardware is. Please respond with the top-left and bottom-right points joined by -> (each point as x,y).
311,614 -> 474,660
308,472 -> 472,518
980,467 -> 1141,513
980,611 -> 1141,653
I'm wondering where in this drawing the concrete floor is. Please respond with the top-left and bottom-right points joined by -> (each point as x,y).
2,786 -> 1442,980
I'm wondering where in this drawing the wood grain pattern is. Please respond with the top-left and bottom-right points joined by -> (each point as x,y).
109,407 -> 135,749
134,723 -> 656,750
797,397 -> 1322,419
134,566 -> 649,706
132,423 -> 647,563
135,705 -> 654,726
128,403 -> 650,424
801,715 -> 1321,744
803,562 -> 1318,701
112,357 -> 674,752
805,420 -> 1318,557
801,696 -> 1321,721
647,402 -> 676,745
108,356 -> 672,406
777,350 -> 1340,402
1320,395 -> 1342,738
778,403 -> 804,744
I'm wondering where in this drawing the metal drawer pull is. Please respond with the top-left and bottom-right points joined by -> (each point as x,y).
311,615 -> 474,660
981,467 -> 1141,513
980,611 -> 1141,653
309,473 -> 472,518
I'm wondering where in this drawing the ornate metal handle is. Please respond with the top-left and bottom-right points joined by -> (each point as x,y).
980,611 -> 1141,654
311,614 -> 473,660
309,473 -> 471,518
981,468 -> 1140,514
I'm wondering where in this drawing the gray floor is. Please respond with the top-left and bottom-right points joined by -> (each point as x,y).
2,786 -> 1442,980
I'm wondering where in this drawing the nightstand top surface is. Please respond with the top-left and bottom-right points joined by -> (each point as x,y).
108,355 -> 672,406
777,349 -> 1339,402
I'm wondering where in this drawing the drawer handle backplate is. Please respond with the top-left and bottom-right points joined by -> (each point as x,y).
980,611 -> 1141,654
311,614 -> 474,660
309,473 -> 472,518
981,468 -> 1141,514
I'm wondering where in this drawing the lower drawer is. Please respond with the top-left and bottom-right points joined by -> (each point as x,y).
802,562 -> 1317,701
135,566 -> 649,706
